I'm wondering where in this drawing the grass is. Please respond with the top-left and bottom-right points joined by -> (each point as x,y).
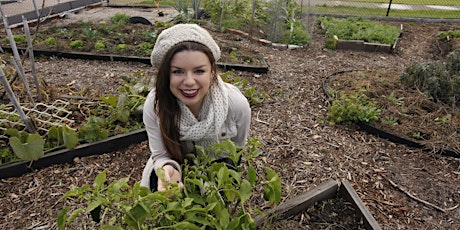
339,0 -> 460,6
312,5 -> 460,19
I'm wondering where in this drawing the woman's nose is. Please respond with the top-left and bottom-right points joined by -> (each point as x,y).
183,72 -> 195,85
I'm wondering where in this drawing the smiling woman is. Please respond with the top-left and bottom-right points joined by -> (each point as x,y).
140,24 -> 252,193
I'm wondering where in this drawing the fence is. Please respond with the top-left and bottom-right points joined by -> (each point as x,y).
106,0 -> 460,20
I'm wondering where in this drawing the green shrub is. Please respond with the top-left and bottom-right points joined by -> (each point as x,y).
94,41 -> 106,50
137,42 -> 154,55
110,13 -> 130,25
400,49 -> 460,105
57,139 -> 281,229
116,43 -> 128,51
3,35 -> 27,44
437,30 -> 460,41
44,37 -> 56,46
327,92 -> 381,125
69,40 -> 84,50
280,20 -> 311,46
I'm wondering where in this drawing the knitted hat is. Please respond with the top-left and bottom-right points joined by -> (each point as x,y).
150,24 -> 221,68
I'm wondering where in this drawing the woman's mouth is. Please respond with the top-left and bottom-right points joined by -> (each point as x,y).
181,89 -> 199,98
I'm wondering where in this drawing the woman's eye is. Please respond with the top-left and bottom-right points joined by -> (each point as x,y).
171,69 -> 183,74
195,69 -> 205,74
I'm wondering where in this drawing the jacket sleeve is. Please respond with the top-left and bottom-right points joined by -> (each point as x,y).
227,83 -> 251,147
140,90 -> 181,189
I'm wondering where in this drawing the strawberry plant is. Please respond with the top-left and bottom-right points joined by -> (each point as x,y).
57,139 -> 281,229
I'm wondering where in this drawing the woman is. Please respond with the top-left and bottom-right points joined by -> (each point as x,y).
140,24 -> 251,193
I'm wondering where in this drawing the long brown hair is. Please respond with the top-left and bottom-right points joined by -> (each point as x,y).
154,41 -> 218,163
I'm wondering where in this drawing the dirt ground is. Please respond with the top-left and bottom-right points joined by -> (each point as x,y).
0,6 -> 459,229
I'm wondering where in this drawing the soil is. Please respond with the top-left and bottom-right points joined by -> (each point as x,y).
1,6 -> 460,230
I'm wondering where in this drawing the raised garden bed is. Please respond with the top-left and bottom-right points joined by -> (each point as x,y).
255,178 -> 381,229
0,129 -> 147,179
318,16 -> 402,53
323,68 -> 460,158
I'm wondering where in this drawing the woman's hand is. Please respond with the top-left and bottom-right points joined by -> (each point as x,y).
157,165 -> 184,196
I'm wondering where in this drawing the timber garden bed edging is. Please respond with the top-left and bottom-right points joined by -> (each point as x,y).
254,178 -> 381,230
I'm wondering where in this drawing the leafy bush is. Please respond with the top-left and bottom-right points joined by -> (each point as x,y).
57,139 -> 281,230
110,13 -> 131,26
3,35 -> 26,44
400,49 -> 460,105
280,20 -> 311,46
437,30 -> 460,41
94,41 -> 106,50
327,92 -> 381,125
44,37 -> 56,46
137,42 -> 154,56
69,40 -> 84,50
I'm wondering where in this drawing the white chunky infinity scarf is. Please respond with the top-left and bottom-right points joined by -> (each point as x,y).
178,76 -> 228,149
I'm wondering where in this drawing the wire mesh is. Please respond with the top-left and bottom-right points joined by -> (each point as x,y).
0,100 -> 75,139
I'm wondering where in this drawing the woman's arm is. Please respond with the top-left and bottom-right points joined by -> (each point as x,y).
140,90 -> 181,189
227,84 -> 251,147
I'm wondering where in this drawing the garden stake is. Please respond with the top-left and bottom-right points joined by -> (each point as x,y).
0,68 -> 36,133
22,15 -> 42,101
2,15 -> 35,104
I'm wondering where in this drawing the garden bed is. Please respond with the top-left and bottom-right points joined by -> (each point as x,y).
256,179 -> 381,230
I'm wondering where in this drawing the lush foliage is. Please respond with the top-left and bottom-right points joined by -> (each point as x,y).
221,71 -> 268,106
1,72 -> 151,165
317,16 -> 401,49
400,49 -> 460,106
57,139 -> 281,229
327,92 -> 381,125
437,30 -> 460,41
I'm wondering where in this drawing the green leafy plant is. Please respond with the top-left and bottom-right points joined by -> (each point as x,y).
69,40 -> 84,50
3,35 -> 27,44
5,129 -> 45,162
400,49 -> 460,105
327,92 -> 381,125
221,71 -> 268,105
387,92 -> 404,105
94,41 -> 106,50
47,125 -> 79,150
435,114 -> 451,124
137,42 -> 154,56
44,37 -> 56,46
437,30 -> 460,41
385,116 -> 399,126
110,13 -> 131,28
116,43 -> 127,51
57,139 -> 281,229
78,116 -> 109,142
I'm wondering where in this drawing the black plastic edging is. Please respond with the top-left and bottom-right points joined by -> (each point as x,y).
0,129 -> 147,179
323,70 -> 460,158
0,47 -> 269,73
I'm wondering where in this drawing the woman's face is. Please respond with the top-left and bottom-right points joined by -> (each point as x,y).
169,50 -> 212,117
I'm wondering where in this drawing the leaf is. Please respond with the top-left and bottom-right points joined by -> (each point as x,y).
56,208 -> 67,230
171,222 -> 201,230
93,170 -> 107,190
62,126 -> 78,149
239,180 -> 253,203
100,94 -> 118,107
247,166 -> 257,185
9,134 -> 45,161
124,203 -> 148,229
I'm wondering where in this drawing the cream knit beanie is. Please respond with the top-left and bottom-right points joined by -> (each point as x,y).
150,24 -> 221,68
